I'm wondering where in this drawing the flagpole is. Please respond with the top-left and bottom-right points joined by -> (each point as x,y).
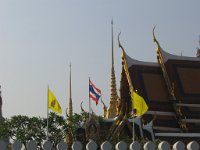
47,85 -> 49,141
132,104 -> 135,142
89,77 -> 91,118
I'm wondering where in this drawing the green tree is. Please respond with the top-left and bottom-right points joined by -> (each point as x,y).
0,115 -> 45,149
67,112 -> 89,140
43,112 -> 67,148
0,112 -> 93,148
0,113 -> 68,149
0,118 -> 10,142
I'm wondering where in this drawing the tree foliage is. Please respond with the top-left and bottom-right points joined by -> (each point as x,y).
0,111 -> 94,148
0,115 -> 45,149
44,112 -> 67,147
0,113 -> 67,149
66,112 -> 88,139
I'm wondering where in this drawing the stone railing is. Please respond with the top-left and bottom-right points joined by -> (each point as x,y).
0,140 -> 199,150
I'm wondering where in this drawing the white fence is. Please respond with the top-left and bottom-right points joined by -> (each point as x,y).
0,140 -> 199,150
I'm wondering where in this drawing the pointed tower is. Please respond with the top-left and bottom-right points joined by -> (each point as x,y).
68,64 -> 73,117
66,64 -> 73,147
106,20 -> 118,118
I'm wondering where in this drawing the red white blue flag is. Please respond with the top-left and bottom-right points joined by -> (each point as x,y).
89,79 -> 101,105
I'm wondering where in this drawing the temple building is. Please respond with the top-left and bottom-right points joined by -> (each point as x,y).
113,29 -> 200,144
72,26 -> 200,146
83,29 -> 200,145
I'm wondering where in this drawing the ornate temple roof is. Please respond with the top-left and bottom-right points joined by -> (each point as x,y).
159,46 -> 200,63
124,51 -> 159,68
118,31 -> 200,143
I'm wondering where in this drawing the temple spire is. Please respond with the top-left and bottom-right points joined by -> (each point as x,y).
65,64 -> 74,147
68,63 -> 73,117
106,20 -> 118,118
111,19 -> 114,68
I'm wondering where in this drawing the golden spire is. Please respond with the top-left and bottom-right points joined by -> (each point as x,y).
68,63 -> 73,117
106,20 -> 118,118
111,20 -> 114,69
66,64 -> 74,147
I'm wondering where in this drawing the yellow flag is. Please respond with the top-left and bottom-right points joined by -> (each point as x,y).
48,88 -> 62,114
131,91 -> 148,116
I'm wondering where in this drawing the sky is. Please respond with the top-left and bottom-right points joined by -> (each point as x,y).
0,0 -> 200,118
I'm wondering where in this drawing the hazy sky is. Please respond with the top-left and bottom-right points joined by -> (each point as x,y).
0,0 -> 200,118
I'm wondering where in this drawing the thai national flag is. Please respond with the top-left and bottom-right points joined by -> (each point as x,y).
89,79 -> 101,105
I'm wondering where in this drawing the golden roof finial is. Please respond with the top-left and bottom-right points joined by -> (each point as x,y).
152,26 -> 156,42
153,28 -> 187,131
80,101 -> 86,112
118,32 -> 126,60
101,99 -> 107,118
152,26 -> 161,53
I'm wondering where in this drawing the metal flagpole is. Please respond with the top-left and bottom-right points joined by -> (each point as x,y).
89,77 -> 91,118
47,85 -> 49,141
132,97 -> 135,142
